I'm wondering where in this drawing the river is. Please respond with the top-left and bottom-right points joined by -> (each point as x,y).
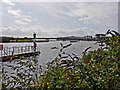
2,41 -> 99,64
0,41 -> 101,88
0,41 -> 100,76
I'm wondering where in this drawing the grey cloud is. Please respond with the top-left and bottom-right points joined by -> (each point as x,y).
1,0 -> 15,6
8,9 -> 21,18
1,25 -> 96,38
7,7 -> 31,25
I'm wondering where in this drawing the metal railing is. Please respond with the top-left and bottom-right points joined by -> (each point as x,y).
0,46 -> 38,57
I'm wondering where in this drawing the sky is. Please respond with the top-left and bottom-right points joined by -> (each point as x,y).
0,0 -> 119,38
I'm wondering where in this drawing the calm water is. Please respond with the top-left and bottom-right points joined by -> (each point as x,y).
0,41 -> 99,74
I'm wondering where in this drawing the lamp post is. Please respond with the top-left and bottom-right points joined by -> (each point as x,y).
33,33 -> 36,51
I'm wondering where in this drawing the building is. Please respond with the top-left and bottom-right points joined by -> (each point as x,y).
95,34 -> 106,41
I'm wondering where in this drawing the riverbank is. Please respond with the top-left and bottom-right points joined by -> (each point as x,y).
0,37 -> 49,43
1,40 -> 49,43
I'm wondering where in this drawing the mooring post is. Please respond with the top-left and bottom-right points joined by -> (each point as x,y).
4,48 -> 5,56
27,46 -> 28,52
25,46 -> 27,53
0,44 -> 3,57
6,47 -> 8,56
1,50 -> 2,57
17,47 -> 19,54
18,47 -> 19,54
25,46 -> 26,53
28,46 -> 30,52
21,46 -> 23,54
12,47 -> 14,55
9,48 -> 10,56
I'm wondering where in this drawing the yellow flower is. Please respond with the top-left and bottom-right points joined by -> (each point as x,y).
38,83 -> 41,87
47,82 -> 49,85
42,83 -> 45,88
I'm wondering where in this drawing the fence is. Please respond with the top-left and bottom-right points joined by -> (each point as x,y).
0,46 -> 38,57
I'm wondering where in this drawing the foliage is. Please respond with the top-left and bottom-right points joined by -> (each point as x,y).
2,56 -> 42,89
1,30 -> 120,89
39,30 -> 120,89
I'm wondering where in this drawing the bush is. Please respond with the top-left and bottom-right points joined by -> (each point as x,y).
40,30 -> 120,89
2,56 -> 42,89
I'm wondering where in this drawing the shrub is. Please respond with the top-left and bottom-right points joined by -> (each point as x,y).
2,56 -> 42,89
40,30 -> 120,89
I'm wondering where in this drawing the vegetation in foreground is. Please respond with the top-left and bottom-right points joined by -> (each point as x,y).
1,30 -> 120,89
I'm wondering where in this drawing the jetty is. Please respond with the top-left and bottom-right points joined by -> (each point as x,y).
0,45 -> 40,61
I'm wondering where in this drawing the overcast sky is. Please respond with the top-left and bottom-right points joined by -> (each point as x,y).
0,0 -> 119,37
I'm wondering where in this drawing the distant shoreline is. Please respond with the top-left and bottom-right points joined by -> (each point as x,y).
1,40 -> 98,43
0,41 -> 49,43
0,35 -> 105,43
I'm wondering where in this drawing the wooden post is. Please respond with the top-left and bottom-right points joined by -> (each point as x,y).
25,46 -> 26,53
31,46 -> 33,52
21,46 -> 23,54
12,47 -> 14,55
28,46 -> 29,52
29,46 -> 30,52
26,46 -> 27,52
1,50 -> 2,57
4,48 -> 5,56
18,47 -> 19,54
26,46 -> 28,52
6,47 -> 8,56
31,46 -> 32,52
26,46 -> 27,53
9,48 -> 10,56
30,46 -> 31,52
